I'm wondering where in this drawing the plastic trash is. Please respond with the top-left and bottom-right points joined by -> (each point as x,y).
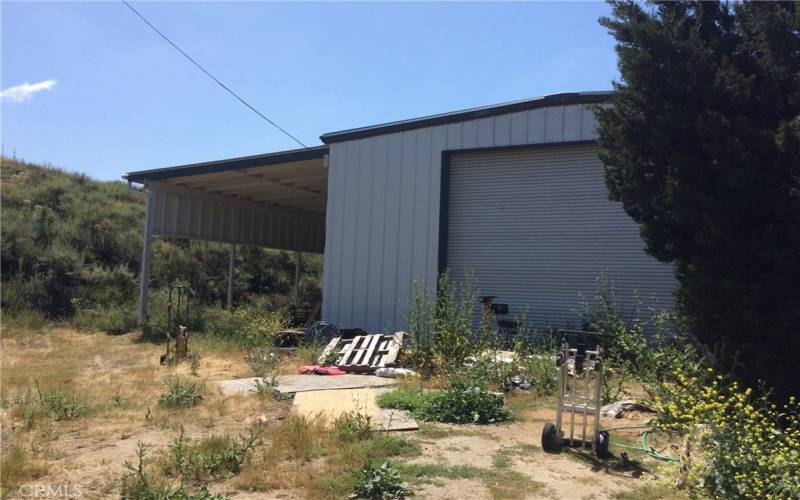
298,365 -> 346,376
374,367 -> 417,378
509,375 -> 532,391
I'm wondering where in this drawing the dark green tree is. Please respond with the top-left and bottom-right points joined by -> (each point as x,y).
596,1 -> 800,399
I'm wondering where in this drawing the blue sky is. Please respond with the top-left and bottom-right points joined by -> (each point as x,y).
2,1 -> 617,181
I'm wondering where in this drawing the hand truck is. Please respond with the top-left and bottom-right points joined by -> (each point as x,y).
541,329 -> 610,458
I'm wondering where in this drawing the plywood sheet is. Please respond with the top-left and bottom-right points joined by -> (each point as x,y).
292,387 -> 418,431
218,374 -> 397,396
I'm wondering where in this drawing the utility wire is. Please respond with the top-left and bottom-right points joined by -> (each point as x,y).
120,0 -> 307,148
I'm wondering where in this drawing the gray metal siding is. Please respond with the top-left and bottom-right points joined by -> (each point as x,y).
323,103 -> 610,332
149,182 -> 325,253
446,144 -> 675,329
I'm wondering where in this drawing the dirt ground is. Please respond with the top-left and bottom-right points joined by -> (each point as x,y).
0,328 -> 682,499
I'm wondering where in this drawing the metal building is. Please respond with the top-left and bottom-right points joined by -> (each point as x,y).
127,91 -> 674,332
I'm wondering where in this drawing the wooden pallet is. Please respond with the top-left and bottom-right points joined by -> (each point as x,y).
318,331 -> 405,373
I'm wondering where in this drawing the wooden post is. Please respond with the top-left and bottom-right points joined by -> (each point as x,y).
227,243 -> 235,310
293,250 -> 301,304
137,188 -> 154,325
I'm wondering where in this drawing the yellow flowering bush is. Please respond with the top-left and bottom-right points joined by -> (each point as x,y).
652,368 -> 800,499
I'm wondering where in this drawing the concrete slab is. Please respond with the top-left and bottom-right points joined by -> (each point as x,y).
218,374 -> 397,396
292,387 -> 418,431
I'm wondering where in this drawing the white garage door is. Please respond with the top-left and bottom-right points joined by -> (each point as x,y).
446,143 -> 675,330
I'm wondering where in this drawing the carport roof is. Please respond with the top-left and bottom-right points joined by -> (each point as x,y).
124,145 -> 328,184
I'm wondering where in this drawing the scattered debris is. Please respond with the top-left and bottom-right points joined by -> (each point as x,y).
600,399 -> 654,419
275,318 -> 338,347
299,365 -> 346,376
507,375 -> 532,392
274,328 -> 305,348
465,350 -> 517,365
318,330 -> 405,373
374,367 -> 417,378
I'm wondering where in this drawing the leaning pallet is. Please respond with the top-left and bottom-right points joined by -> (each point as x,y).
318,331 -> 406,373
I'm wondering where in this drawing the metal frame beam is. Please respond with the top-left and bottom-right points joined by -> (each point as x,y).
137,188 -> 154,324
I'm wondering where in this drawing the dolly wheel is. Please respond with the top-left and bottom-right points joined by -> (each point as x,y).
595,431 -> 610,459
541,423 -> 560,453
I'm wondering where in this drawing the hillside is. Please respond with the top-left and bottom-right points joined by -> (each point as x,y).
0,156 -> 322,332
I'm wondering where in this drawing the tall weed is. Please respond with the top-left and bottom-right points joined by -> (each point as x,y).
406,271 -> 479,374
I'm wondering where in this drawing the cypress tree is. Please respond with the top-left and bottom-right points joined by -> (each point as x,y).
596,1 -> 800,399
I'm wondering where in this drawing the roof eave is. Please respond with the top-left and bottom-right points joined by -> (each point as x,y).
319,91 -> 613,144
124,145 -> 328,184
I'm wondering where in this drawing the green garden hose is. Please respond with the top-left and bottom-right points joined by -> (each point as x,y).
600,425 -> 679,465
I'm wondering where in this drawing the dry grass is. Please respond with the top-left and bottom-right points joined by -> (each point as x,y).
1,325 -> 668,499
0,326 -> 281,497
0,325 -> 418,499
0,440 -> 49,496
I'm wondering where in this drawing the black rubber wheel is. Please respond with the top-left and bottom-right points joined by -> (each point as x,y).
541,423 -> 560,453
595,430 -> 610,459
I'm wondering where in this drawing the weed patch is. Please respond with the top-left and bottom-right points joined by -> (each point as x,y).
351,435 -> 421,462
378,385 -> 512,425
415,385 -> 512,424
398,462 -> 484,481
333,410 -> 374,443
376,388 -> 429,412
158,379 -> 203,407
162,425 -> 265,482
350,462 -> 410,500
35,382 -> 88,421
396,462 -> 542,500
119,442 -> 228,499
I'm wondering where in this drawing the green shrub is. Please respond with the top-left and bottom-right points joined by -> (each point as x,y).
578,272 -> 701,403
378,385 -> 512,425
158,379 -> 202,408
406,272 -> 479,374
350,462 -> 409,500
2,308 -> 49,332
166,425 -> 265,481
333,411 -> 373,443
73,302 -> 137,335
35,382 -> 88,421
415,383 -> 512,424
2,274 -> 53,316
202,307 -> 287,345
376,389 -> 430,412
140,288 -> 205,342
120,441 -> 228,500
245,348 -> 280,397
440,332 -> 558,396
516,352 -> 558,396
1,158 -> 322,332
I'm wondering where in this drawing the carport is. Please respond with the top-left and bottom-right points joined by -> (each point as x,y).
125,145 -> 329,323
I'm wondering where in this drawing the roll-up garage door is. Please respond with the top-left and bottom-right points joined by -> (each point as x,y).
445,143 -> 675,330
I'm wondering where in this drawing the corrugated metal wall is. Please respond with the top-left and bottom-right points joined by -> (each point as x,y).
446,144 -> 675,330
323,103 -> 621,332
149,182 -> 325,253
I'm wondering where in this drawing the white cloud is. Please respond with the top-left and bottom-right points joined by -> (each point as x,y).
0,80 -> 57,102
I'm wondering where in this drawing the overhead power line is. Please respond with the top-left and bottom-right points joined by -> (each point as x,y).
120,0 -> 307,148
